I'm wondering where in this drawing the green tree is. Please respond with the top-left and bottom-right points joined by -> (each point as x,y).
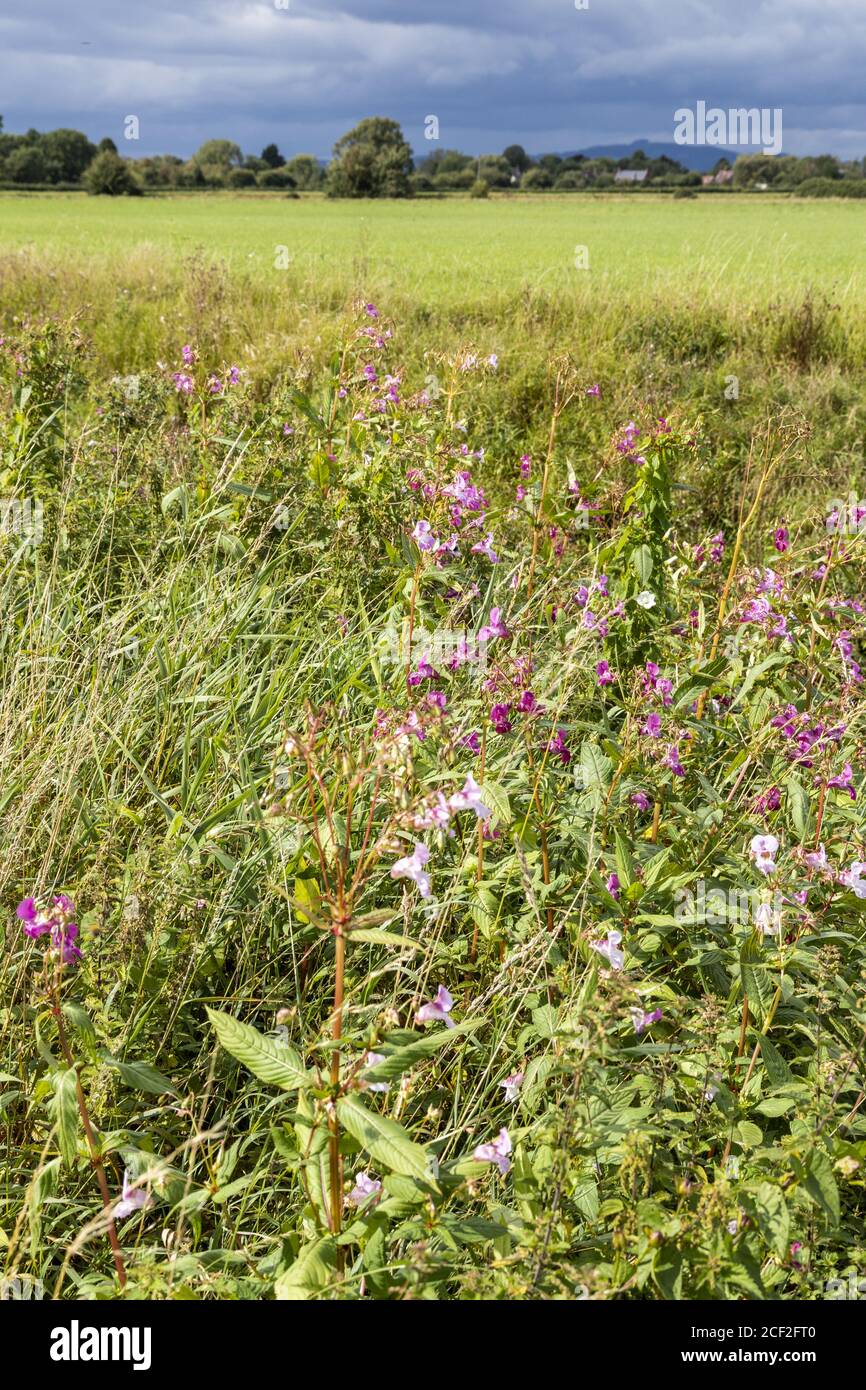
227,167 -> 257,188
3,144 -> 48,183
82,150 -> 141,196
260,143 -> 285,168
256,165 -> 296,188
327,117 -> 413,198
39,128 -> 97,183
522,166 -> 554,189
503,143 -> 532,172
283,154 -> 323,190
189,138 -> 241,183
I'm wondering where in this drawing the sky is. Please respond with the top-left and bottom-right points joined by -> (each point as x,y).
0,0 -> 864,161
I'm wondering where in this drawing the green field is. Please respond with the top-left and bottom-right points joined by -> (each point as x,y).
1,191 -> 864,530
1,190 -> 864,304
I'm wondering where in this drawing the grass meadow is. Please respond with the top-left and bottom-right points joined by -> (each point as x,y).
2,191 -> 866,1302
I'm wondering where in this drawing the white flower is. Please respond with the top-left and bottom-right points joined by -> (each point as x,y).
840,862 -> 866,898
500,1071 -> 524,1103
391,841 -> 432,897
755,902 -> 781,937
636,590 -> 656,609
448,774 -> 492,821
750,833 -> 779,876
473,1127 -> 512,1175
362,1051 -> 390,1093
114,1169 -> 152,1220
590,929 -> 624,970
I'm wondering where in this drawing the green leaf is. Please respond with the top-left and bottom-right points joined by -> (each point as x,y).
801,1148 -> 840,1226
750,1031 -> 793,1087
631,544 -> 653,584
579,741 -> 613,809
207,1009 -> 308,1092
614,831 -> 636,888
103,1056 -> 177,1096
336,1094 -> 433,1181
350,928 -> 418,949
53,1068 -> 79,1168
363,1019 -> 480,1082
61,1002 -> 95,1041
785,777 -> 813,841
755,1096 -> 795,1117
481,779 -> 512,826
274,1237 -> 337,1300
735,1120 -> 763,1149
739,936 -> 774,1025
751,1183 -> 790,1260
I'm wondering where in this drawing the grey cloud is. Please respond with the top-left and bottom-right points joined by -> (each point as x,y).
0,0 -> 862,157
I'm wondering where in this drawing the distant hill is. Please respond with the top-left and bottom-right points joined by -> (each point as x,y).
547,139 -> 741,173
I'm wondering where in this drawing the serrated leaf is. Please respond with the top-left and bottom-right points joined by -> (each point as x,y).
631,544 -> 653,584
350,928 -> 418,948
801,1148 -> 840,1226
481,779 -> 512,826
274,1236 -> 337,1300
103,1056 -> 177,1096
207,1008 -> 308,1092
752,1182 -> 790,1259
363,1019 -> 481,1082
53,1068 -> 79,1168
739,935 -> 774,1024
749,1031 -> 793,1087
336,1094 -> 433,1181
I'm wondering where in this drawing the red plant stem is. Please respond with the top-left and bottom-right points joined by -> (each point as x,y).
54,995 -> 127,1288
328,924 -> 347,1257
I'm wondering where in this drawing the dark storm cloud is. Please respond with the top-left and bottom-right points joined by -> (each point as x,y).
0,0 -> 863,158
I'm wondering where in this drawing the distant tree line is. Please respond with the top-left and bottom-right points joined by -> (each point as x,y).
0,114 -> 864,197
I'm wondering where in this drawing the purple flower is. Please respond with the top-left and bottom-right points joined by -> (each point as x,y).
448,774 -> 492,820
471,533 -> 499,564
172,372 -> 194,395
774,526 -> 789,553
547,729 -> 571,765
641,712 -> 662,738
631,1007 -> 662,1034
181,344 -> 196,365
473,1127 -> 512,1176
114,1170 -> 152,1220
18,894 -> 81,960
827,763 -> 856,800
596,660 -> 615,687
478,607 -> 509,643
364,303 -> 379,319
416,984 -> 455,1028
348,1170 -> 382,1205
605,872 -> 621,900
839,862 -> 866,899
390,842 -> 432,897
490,703 -> 512,734
412,520 -> 437,552
631,791 -> 651,811
663,744 -> 685,776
